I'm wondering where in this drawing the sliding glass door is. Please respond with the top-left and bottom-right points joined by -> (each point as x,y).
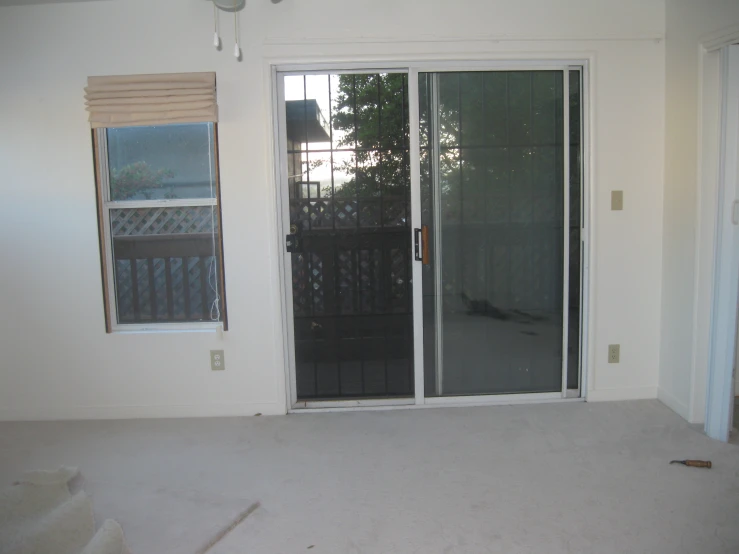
277,64 -> 584,408
419,69 -> 582,398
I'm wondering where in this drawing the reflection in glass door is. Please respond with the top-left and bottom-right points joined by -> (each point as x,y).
280,72 -> 414,402
419,69 -> 583,397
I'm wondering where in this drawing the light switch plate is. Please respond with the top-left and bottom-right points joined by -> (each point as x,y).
210,350 -> 225,371
611,190 -> 624,211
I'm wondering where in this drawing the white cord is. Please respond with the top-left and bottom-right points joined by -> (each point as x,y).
213,3 -> 221,49
233,0 -> 240,59
206,123 -> 221,322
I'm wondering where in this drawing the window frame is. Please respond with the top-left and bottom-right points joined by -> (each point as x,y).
91,123 -> 228,333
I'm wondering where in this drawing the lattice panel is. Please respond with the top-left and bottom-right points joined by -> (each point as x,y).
290,199 -> 409,230
337,249 -> 355,314
292,202 -> 311,232
383,198 -> 407,227
359,201 -> 381,228
309,200 -> 332,228
291,200 -> 374,230
389,248 -> 407,311
111,206 -> 214,237
290,252 -> 326,317
335,200 -> 357,228
310,253 -> 324,314
292,253 -> 311,317
359,249 -> 381,313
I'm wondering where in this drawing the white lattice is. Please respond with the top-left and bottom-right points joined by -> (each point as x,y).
111,206 -> 213,236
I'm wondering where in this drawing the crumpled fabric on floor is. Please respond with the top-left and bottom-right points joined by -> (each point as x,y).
0,468 -> 131,554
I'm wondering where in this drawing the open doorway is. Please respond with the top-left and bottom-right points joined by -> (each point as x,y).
705,44 -> 739,442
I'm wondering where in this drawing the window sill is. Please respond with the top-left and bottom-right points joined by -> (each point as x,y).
110,322 -> 225,335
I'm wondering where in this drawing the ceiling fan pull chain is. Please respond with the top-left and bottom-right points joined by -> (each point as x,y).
213,2 -> 221,49
233,0 -> 241,59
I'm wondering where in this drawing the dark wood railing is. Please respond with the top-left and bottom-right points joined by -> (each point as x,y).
113,233 -> 220,324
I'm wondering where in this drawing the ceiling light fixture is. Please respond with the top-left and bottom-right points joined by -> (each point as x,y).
212,0 -> 246,10
211,0 -> 283,60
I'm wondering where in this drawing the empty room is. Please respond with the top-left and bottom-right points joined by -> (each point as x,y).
1,0 -> 739,552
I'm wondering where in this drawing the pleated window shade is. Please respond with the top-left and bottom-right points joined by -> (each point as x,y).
85,72 -> 218,128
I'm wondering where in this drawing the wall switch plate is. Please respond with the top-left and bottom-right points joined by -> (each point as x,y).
611,190 -> 624,211
210,350 -> 225,371
608,344 -> 620,364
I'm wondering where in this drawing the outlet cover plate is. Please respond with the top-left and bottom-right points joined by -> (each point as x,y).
210,350 -> 225,371
608,344 -> 620,364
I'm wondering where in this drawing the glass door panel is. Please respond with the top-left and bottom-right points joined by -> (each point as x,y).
420,70 -> 582,397
281,72 -> 414,401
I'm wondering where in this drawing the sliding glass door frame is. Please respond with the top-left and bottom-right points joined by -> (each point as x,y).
272,60 -> 590,411
410,62 -> 586,406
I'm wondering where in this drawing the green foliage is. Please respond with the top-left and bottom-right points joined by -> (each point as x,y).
313,71 -> 574,204
110,161 -> 175,201
328,74 -> 409,198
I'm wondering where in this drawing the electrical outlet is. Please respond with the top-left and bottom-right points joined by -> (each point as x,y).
608,344 -> 620,364
210,350 -> 225,371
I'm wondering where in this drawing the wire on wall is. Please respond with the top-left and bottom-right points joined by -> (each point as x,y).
206,122 -> 221,322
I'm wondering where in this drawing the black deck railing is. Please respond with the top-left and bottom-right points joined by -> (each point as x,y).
291,226 -> 415,399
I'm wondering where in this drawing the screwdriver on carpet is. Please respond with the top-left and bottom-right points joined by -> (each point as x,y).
669,459 -> 712,468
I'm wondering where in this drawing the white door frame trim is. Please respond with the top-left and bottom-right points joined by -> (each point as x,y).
701,25 -> 739,54
268,57 -> 592,413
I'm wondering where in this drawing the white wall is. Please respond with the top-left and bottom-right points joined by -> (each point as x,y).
0,0 -> 666,420
659,0 -> 739,423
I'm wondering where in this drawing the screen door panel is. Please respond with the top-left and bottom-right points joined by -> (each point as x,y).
282,72 -> 414,401
420,70 -> 581,396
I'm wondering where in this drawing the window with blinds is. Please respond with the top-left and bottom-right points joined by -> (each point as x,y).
86,73 -> 227,331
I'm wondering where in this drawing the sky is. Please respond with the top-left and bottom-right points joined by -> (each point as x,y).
283,74 -> 350,193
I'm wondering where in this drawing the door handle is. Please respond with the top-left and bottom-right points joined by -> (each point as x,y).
414,226 -> 430,265
286,223 -> 302,253
286,234 -> 301,253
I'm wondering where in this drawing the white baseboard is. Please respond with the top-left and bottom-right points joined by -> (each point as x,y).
0,402 -> 285,422
657,387 -> 690,420
586,386 -> 658,402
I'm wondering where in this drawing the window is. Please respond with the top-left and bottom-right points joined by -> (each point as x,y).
85,72 -> 226,331
92,123 -> 227,330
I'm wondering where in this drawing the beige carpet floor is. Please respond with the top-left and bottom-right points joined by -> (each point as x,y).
0,400 -> 738,553
0,467 -> 131,554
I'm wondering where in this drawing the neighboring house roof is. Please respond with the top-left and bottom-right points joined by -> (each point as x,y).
285,99 -> 331,143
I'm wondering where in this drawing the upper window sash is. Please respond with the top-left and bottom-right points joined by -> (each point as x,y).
97,124 -> 218,204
